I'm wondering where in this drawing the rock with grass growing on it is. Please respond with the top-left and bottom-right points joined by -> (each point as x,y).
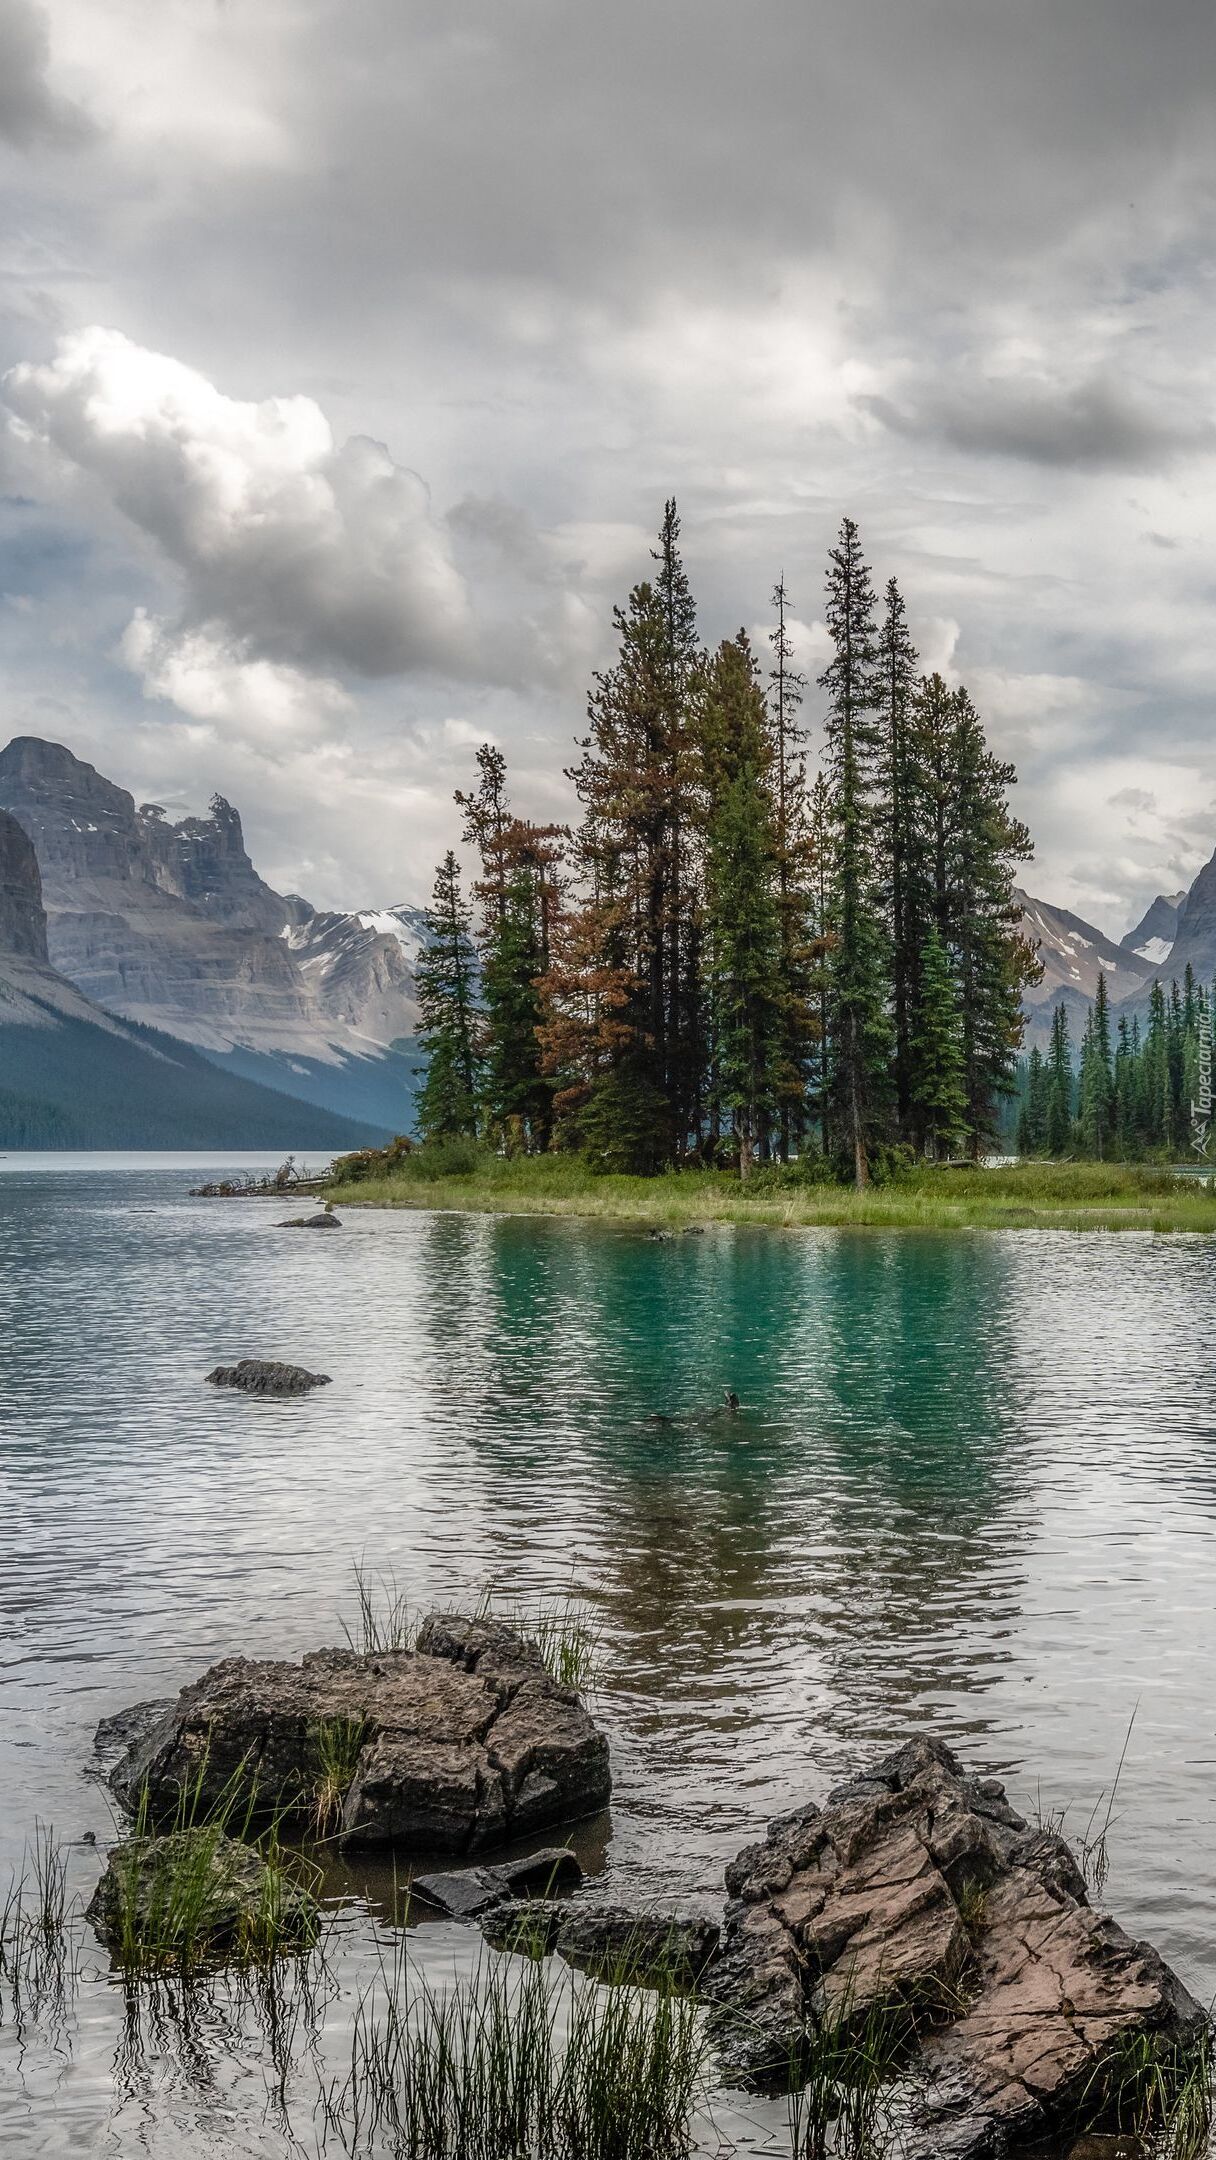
101,1613 -> 611,1857
86,1828 -> 315,1968
704,1738 -> 1208,2159
205,1359 -> 331,1395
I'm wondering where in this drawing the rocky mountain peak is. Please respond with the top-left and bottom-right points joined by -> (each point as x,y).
1121,890 -> 1186,965
0,736 -> 287,932
0,808 -> 49,963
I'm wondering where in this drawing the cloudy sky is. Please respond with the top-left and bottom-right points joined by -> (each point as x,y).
2,0 -> 1215,928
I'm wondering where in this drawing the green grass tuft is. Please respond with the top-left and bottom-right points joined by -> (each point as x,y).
320,1933 -> 706,2159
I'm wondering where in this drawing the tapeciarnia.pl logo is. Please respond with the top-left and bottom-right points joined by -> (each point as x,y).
1192,1011 -> 1213,1157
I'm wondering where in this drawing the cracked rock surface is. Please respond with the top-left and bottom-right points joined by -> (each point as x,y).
103,1614 -> 611,1855
706,1738 -> 1205,2157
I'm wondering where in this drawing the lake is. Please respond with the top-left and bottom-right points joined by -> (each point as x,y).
3,1153 -> 1216,2154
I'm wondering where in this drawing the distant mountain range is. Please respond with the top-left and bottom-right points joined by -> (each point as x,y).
1016,874 -> 1203,1045
0,807 -> 379,1149
0,737 -> 426,1140
4,729 -> 1215,1141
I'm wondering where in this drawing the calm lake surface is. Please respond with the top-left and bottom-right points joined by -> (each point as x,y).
4,1154 -> 1216,2154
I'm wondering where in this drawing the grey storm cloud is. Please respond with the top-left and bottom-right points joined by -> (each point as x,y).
864,375 -> 1216,473
0,0 -> 92,149
4,0 -> 1216,919
3,327 -> 475,678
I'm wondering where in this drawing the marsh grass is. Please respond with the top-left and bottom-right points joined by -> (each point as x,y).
787,1994 -> 920,2160
329,1147 -> 1216,1235
1032,1704 -> 1139,1899
0,1824 -> 79,2026
342,1557 -> 417,1655
311,1716 -> 371,1838
1086,2023 -> 1213,2159
320,1932 -> 707,2159
341,1562 -> 603,1692
953,1877 -> 988,1942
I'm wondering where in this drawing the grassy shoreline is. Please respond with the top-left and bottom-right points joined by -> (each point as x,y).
329,1150 -> 1216,1234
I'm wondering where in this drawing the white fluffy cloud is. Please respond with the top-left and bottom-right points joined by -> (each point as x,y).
121,611 -> 352,748
4,327 -> 473,677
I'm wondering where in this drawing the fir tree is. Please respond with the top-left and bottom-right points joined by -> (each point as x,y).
706,767 -> 782,1177
819,517 -> 893,1185
1046,1003 -> 1073,1154
878,578 -> 920,1129
455,744 -> 511,938
806,770 -> 835,1154
480,862 -> 554,1152
1016,1044 -> 1048,1155
699,633 -> 782,1172
1114,1016 -> 1136,1155
1142,981 -> 1169,1149
555,578 -> 678,1170
768,577 -> 815,1157
1077,972 -> 1114,1158
456,745 -> 563,1153
946,686 -> 1040,1152
415,852 -> 480,1142
651,500 -> 702,1153
910,927 -> 969,1159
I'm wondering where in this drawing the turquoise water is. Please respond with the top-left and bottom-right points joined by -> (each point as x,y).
3,1155 -> 1216,2153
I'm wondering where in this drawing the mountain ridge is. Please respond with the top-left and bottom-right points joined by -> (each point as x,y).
0,737 -> 424,1131
0,807 -> 379,1149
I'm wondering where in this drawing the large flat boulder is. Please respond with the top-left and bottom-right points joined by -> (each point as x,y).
102,1613 -> 610,1857
706,1739 -> 1207,2157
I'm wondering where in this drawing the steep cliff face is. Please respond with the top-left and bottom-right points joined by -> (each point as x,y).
0,738 -> 288,930
1154,850 -> 1216,984
0,736 -> 422,1132
0,808 -> 49,963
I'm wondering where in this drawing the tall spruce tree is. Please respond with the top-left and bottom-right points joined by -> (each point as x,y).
455,744 -> 511,938
819,518 -> 893,1185
807,769 -> 835,1154
768,577 -> 815,1157
700,632 -> 782,1170
415,852 -> 480,1142
456,746 -> 561,1153
706,768 -> 782,1177
1016,1044 -> 1049,1155
1046,1003 -> 1074,1154
556,579 -> 677,1170
946,687 -> 1040,1151
910,927 -> 969,1159
1077,971 -> 1115,1159
651,500 -> 702,1153
878,579 -> 921,1129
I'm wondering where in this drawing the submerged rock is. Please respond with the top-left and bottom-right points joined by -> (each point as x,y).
102,1613 -> 611,1857
277,1212 -> 341,1229
205,1359 -> 331,1395
705,1738 -> 1206,2157
86,1828 -> 314,1960
484,1898 -> 719,1986
412,1846 -> 582,1919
